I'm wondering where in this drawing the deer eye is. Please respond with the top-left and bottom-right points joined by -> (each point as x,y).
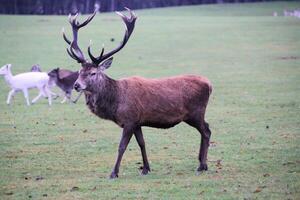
90,72 -> 96,76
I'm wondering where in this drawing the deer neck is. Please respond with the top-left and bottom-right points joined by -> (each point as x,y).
54,75 -> 63,86
85,73 -> 119,122
3,70 -> 13,86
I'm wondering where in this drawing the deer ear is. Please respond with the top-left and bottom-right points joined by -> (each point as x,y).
98,57 -> 113,71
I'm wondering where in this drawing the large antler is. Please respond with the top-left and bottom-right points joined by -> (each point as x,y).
88,8 -> 137,65
62,11 -> 96,63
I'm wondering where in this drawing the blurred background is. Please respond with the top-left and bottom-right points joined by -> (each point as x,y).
1,0 -> 279,15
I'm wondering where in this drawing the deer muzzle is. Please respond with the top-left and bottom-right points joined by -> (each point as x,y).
74,82 -> 82,92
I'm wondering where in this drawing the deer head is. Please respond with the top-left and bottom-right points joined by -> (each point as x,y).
0,64 -> 12,75
48,68 -> 60,80
62,8 -> 137,92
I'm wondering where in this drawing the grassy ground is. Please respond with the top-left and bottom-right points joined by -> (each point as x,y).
0,1 -> 300,199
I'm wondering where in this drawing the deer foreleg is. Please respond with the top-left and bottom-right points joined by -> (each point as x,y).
110,126 -> 134,179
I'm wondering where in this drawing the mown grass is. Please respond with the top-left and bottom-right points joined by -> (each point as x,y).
0,1 -> 300,199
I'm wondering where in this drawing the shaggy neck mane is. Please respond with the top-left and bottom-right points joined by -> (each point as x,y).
84,73 -> 119,122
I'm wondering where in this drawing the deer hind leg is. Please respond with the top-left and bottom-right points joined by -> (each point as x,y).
185,112 -> 211,173
134,126 -> 151,175
197,121 -> 211,172
32,85 -> 45,104
50,91 -> 59,99
22,88 -> 30,106
31,91 -> 43,104
42,86 -> 52,106
110,125 -> 134,179
61,96 -> 67,104
60,91 -> 69,104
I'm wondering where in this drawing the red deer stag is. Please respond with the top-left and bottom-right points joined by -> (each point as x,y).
63,8 -> 212,179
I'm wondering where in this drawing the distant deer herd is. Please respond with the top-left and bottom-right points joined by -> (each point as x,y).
0,8 -> 213,178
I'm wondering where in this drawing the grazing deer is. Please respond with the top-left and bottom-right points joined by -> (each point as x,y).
63,8 -> 212,179
0,64 -> 52,106
48,68 -> 82,103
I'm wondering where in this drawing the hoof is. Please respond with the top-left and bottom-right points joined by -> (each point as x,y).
139,166 -> 150,175
197,164 -> 208,172
109,173 -> 118,179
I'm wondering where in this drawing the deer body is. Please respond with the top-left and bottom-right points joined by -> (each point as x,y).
0,64 -> 52,106
85,74 -> 211,128
63,9 -> 212,178
6,72 -> 49,90
48,68 -> 81,103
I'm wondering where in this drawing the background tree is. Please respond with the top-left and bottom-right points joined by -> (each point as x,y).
0,0 -> 278,15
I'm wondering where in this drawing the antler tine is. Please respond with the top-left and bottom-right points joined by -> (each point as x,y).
117,10 -> 137,39
68,13 -> 72,24
99,45 -> 105,58
78,11 -> 96,28
70,42 -> 86,63
68,12 -> 96,29
125,7 -> 137,21
88,40 -> 99,64
88,41 -> 105,64
64,11 -> 97,64
88,8 -> 137,65
63,24 -> 82,62
66,48 -> 77,60
62,27 -> 71,45
68,13 -> 79,26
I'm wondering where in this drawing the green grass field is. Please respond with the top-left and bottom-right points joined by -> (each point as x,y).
0,1 -> 300,199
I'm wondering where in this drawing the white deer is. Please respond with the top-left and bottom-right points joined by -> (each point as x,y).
0,64 -> 52,106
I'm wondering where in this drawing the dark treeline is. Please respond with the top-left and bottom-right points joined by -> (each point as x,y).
1,0 -> 276,15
